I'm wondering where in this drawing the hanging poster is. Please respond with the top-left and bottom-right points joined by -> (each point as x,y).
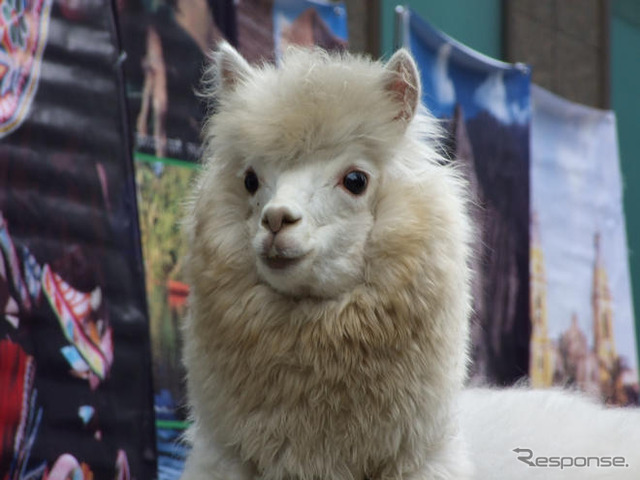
0,1 -> 156,479
400,7 -> 532,385
134,157 -> 198,480
117,2 -> 348,479
116,3 -> 238,476
530,85 -> 638,406
117,0 -> 348,164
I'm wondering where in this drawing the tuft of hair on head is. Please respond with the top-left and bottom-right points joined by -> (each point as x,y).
203,42 -> 421,124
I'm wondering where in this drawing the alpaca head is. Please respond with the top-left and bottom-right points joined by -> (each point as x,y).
193,43 -> 463,302
242,147 -> 379,299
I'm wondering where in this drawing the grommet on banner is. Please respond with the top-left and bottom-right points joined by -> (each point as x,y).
115,51 -> 127,68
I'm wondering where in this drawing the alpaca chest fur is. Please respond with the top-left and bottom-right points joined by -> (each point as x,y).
181,44 -> 473,480
185,281 -> 468,478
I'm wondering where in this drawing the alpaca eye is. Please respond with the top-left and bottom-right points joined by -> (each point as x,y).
342,170 -> 368,195
244,169 -> 259,195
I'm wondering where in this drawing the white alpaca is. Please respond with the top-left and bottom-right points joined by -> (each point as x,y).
181,43 -> 640,480
459,388 -> 640,479
182,43 -> 472,480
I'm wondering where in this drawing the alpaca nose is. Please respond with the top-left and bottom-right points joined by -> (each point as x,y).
261,205 -> 301,234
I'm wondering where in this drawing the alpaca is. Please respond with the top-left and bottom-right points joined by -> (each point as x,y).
181,43 -> 473,479
459,387 -> 640,479
181,43 -> 640,480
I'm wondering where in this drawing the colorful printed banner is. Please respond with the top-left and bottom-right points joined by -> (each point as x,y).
400,7 -> 532,385
118,2 -> 348,478
0,0 -> 53,138
0,1 -> 156,478
530,85 -> 638,405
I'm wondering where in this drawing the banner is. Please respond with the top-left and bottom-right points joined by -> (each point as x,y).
117,4 -> 239,476
0,1 -> 156,479
401,8 -> 532,385
134,157 -> 198,480
118,2 -> 348,478
530,85 -> 638,405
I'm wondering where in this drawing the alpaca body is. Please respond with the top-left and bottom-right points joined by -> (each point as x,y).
460,388 -> 640,479
181,44 -> 473,480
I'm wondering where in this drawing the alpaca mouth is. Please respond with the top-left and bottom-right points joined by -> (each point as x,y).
261,254 -> 305,270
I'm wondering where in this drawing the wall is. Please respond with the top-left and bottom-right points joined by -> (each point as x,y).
504,0 -> 610,109
379,0 -> 502,59
611,1 -> 640,354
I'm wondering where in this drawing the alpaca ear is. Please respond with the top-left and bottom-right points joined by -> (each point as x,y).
384,49 -> 421,123
214,41 -> 253,96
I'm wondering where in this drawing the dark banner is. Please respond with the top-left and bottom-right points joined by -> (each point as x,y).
0,1 -> 156,479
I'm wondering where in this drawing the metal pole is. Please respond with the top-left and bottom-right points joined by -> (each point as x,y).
394,5 -> 407,52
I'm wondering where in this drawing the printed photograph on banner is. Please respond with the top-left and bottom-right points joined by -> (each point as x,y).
117,0 -> 236,163
135,158 -> 199,420
272,0 -> 347,63
134,157 -> 199,479
403,8 -> 531,386
116,0 -> 349,164
530,85 -> 638,406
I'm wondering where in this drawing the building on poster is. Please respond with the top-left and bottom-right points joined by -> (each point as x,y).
530,227 -> 638,404
529,213 -> 554,388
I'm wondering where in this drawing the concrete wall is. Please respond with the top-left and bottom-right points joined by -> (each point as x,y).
504,0 -> 610,109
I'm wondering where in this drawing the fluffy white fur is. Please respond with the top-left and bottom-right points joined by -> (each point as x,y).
182,43 -> 473,480
181,43 -> 640,480
459,388 -> 640,478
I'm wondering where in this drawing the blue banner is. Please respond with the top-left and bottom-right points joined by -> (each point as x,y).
402,8 -> 532,385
